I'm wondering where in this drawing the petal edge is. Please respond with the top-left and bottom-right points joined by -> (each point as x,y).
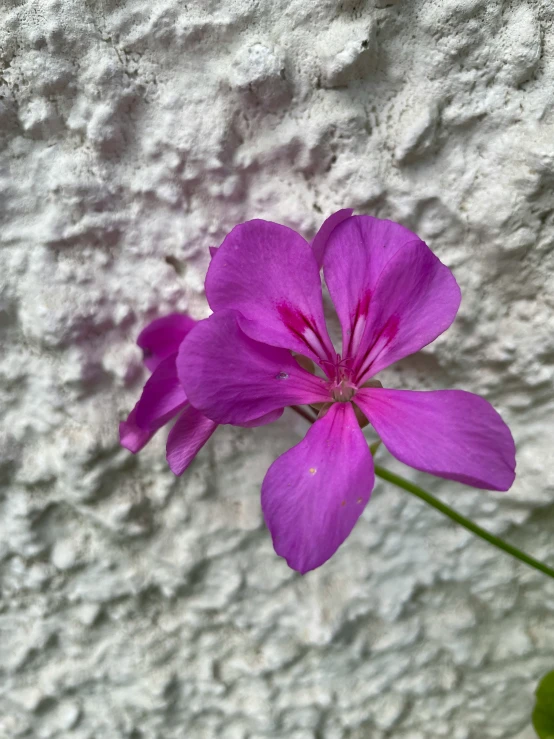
178,310 -> 330,425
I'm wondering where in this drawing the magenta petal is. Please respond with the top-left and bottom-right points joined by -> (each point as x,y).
323,216 -> 421,359
355,388 -> 516,491
311,209 -> 353,268
138,313 -> 197,371
178,310 -> 331,425
166,404 -> 218,476
353,240 -> 461,382
135,353 -> 187,430
205,219 -> 335,366
239,408 -> 284,427
119,405 -> 159,453
261,402 -> 374,574
209,246 -> 218,258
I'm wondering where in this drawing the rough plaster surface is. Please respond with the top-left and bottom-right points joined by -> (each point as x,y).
1,1 -> 554,737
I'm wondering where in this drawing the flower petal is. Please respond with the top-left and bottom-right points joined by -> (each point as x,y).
135,353 -> 187,430
178,310 -> 331,425
166,404 -> 218,475
261,402 -> 374,574
353,240 -> 461,382
205,219 -> 335,367
119,404 -> 159,453
311,209 -> 353,268
239,408 -> 284,427
355,388 -> 516,490
323,215 -> 421,359
137,313 -> 196,371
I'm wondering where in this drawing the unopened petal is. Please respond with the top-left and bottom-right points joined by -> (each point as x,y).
137,313 -> 196,371
119,404 -> 159,453
261,402 -> 374,574
166,404 -> 218,476
135,353 -> 187,430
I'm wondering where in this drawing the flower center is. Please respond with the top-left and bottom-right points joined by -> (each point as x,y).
331,379 -> 356,403
322,353 -> 358,402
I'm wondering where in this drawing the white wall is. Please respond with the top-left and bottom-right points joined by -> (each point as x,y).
1,1 -> 553,737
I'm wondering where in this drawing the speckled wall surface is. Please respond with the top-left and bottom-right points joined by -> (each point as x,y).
1,1 -> 554,737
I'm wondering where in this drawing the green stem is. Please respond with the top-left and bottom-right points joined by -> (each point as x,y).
374,464 -> 554,582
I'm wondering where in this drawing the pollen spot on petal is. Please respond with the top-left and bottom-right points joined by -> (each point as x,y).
276,371 -> 289,380
341,500 -> 346,506
309,467 -> 317,475
356,497 -> 363,504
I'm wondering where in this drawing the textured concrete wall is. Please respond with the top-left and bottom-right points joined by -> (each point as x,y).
1,1 -> 554,737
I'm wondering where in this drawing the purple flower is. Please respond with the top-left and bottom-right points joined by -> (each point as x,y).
176,213 -> 516,574
119,214 -> 355,470
119,313 -> 219,474
120,313 -> 283,473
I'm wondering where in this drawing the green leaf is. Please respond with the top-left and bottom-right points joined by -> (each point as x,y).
533,670 -> 554,738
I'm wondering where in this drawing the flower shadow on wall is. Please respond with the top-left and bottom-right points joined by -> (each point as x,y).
121,209 -> 517,575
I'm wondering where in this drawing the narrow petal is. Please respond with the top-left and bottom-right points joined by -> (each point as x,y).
311,209 -> 353,268
355,388 -> 516,491
178,310 -> 331,425
323,215 -> 421,359
135,353 -> 187,430
261,402 -> 375,574
353,240 -> 461,382
205,219 -> 335,367
119,404 -> 158,453
167,403 -> 282,475
166,404 -> 218,475
137,313 -> 196,371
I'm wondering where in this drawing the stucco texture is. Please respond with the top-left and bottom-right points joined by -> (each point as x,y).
1,0 -> 554,737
